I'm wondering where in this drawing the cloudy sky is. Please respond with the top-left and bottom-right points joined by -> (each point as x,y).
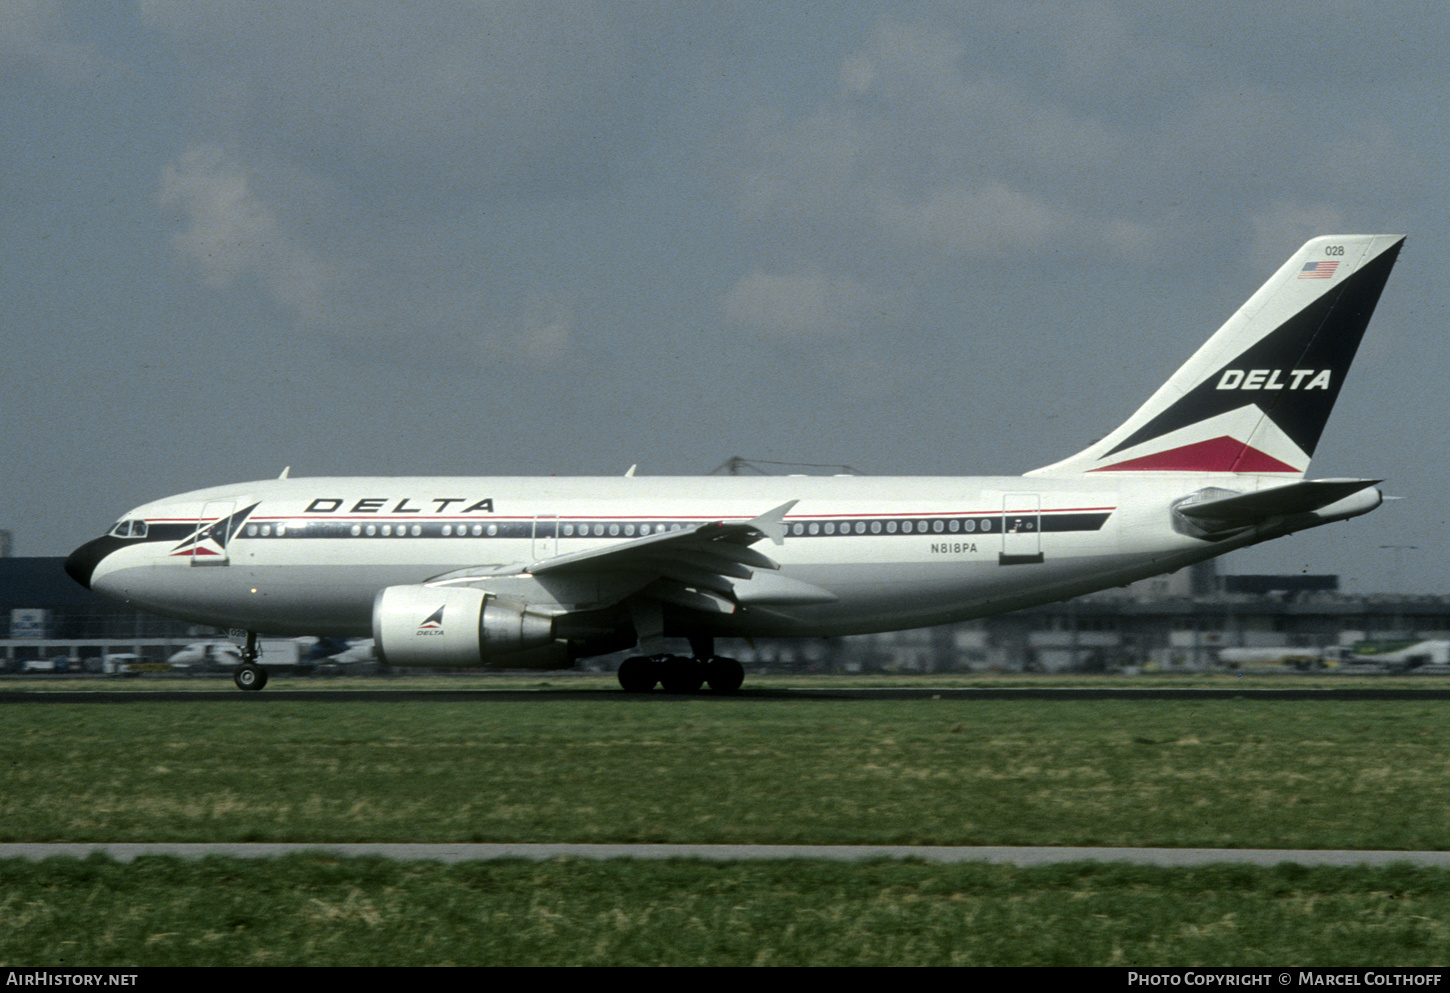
3,1 -> 1447,593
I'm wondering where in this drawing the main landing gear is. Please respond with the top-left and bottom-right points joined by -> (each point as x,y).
233,632 -> 268,692
616,634 -> 745,693
616,655 -> 745,693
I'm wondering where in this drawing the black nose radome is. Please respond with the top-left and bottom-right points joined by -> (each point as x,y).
65,537 -> 114,590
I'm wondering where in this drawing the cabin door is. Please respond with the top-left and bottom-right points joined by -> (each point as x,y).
1001,493 -> 1042,565
532,516 -> 559,561
190,501 -> 236,566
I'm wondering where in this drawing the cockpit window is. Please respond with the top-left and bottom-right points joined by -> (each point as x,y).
109,519 -> 148,539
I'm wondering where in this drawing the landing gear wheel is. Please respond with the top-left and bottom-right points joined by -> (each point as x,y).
234,663 -> 268,692
704,656 -> 745,693
617,656 -> 660,693
659,656 -> 706,694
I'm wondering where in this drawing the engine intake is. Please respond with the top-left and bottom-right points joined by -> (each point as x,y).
372,585 -> 557,667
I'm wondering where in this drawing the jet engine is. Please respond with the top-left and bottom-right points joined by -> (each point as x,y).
372,584 -> 561,668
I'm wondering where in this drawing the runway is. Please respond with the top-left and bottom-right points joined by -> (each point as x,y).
6,843 -> 1450,866
8,685 -> 1450,703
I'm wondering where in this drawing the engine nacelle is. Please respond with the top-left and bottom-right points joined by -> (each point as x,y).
372,585 -> 557,668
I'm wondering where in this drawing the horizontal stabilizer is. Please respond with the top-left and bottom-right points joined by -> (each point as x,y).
1176,478 -> 1382,532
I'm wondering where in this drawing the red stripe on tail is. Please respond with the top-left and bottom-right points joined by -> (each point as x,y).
1089,436 -> 1300,473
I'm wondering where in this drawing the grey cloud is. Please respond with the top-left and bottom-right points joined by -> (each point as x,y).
142,0 -> 675,198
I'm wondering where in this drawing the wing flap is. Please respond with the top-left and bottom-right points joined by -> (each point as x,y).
732,570 -> 839,605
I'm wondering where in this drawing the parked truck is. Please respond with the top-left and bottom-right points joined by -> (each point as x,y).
1219,640 -> 1450,672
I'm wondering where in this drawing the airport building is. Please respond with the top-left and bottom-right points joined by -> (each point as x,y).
3,555 -> 1448,675
0,557 -> 206,670
801,583 -> 1450,674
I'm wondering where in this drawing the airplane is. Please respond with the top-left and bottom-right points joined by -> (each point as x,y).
66,234 -> 1404,693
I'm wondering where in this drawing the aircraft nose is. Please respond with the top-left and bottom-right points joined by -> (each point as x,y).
65,537 -> 111,590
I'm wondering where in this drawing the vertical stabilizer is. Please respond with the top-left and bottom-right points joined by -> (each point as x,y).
1029,235 -> 1404,477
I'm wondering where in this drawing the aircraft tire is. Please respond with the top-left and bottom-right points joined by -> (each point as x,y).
705,657 -> 745,693
659,656 -> 705,694
234,664 -> 268,692
617,656 -> 659,693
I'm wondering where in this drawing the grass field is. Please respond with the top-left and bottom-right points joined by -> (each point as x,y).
6,693 -> 1450,847
5,682 -> 1450,965
7,855 -> 1450,966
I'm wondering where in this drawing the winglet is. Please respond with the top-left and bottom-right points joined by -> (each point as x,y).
745,500 -> 797,546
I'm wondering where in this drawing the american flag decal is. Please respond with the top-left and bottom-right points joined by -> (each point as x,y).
1299,261 -> 1340,279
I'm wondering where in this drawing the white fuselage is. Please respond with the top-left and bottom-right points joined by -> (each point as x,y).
76,472 -> 1278,640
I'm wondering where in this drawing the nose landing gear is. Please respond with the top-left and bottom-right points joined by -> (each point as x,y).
232,632 -> 268,692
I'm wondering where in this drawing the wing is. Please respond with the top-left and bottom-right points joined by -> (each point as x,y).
428,500 -> 837,614
530,499 -> 836,612
531,499 -> 794,574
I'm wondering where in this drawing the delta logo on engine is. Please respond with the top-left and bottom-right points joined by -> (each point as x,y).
416,607 -> 446,636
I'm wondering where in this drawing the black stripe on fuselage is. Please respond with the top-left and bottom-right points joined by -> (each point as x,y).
201,511 -> 1114,541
